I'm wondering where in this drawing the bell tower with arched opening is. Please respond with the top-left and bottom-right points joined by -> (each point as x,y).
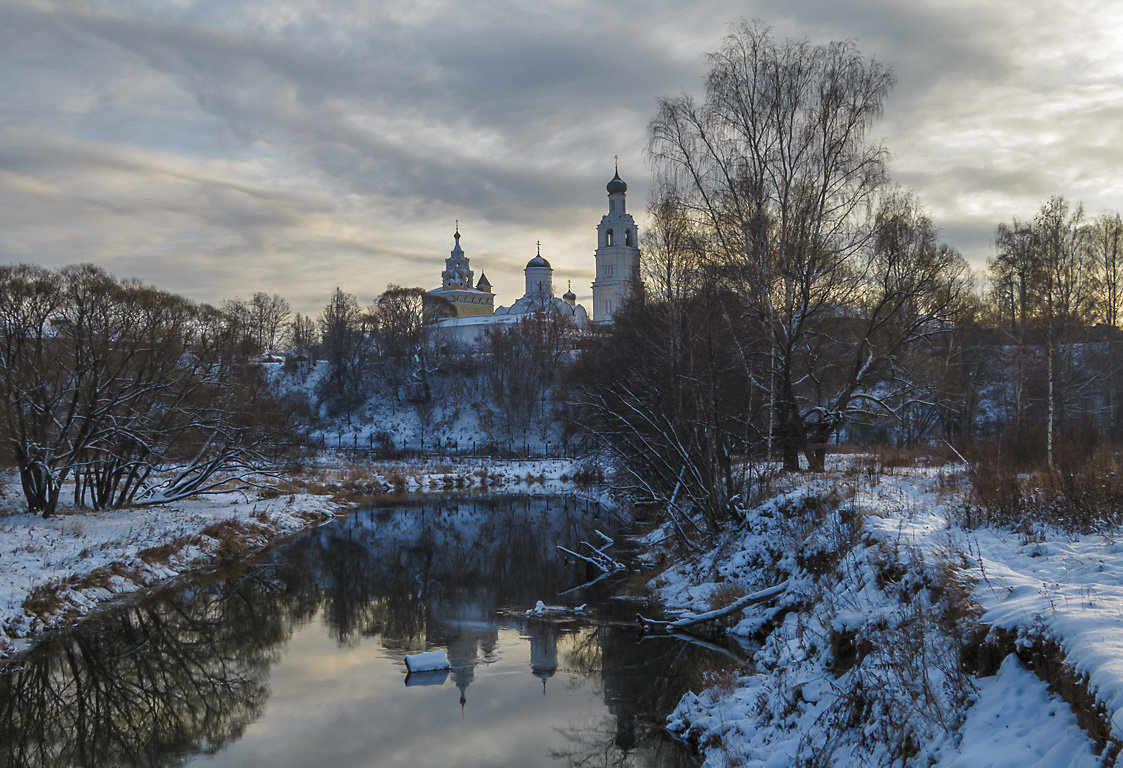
592,161 -> 639,321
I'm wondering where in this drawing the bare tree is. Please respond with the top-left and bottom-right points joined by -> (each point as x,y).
1092,212 -> 1123,435
316,288 -> 371,419
1035,196 -> 1095,466
990,218 -> 1042,432
250,292 -> 291,354
648,22 -> 968,470
0,264 -> 288,515
288,312 -> 318,355
483,311 -> 573,444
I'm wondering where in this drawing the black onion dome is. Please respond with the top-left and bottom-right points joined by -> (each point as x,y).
563,288 -> 576,300
606,170 -> 627,195
526,254 -> 552,269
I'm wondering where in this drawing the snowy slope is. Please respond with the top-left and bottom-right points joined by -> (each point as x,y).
659,462 -> 1117,767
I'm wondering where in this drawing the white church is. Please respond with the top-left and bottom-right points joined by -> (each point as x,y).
427,167 -> 639,343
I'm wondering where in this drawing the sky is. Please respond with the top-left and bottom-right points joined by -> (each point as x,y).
4,0 -> 1123,315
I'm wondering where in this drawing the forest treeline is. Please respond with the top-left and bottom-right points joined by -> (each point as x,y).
2,23 -> 1122,528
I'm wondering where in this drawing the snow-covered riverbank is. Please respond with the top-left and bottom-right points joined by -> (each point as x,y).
654,462 -> 1122,767
0,456 -> 588,660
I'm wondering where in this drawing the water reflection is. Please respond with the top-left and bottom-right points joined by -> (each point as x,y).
0,496 -> 725,767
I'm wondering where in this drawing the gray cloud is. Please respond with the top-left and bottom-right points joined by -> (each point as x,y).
3,0 -> 1123,312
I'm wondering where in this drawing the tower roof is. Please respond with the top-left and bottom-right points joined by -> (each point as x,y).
606,170 -> 627,195
526,241 -> 551,269
476,271 -> 491,289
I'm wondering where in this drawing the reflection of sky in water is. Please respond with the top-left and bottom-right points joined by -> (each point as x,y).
190,618 -> 613,767
0,497 -> 708,768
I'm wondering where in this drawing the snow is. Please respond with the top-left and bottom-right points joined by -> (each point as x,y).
947,655 -> 1100,768
658,459 -> 1117,767
524,600 -> 586,616
404,650 -> 450,672
0,479 -> 340,658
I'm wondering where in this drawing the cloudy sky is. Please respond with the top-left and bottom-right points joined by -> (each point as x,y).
4,0 -> 1123,314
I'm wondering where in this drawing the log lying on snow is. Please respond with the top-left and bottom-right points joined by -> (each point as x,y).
638,580 -> 790,631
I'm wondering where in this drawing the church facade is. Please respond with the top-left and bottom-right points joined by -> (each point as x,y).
425,228 -> 495,317
426,167 -> 637,342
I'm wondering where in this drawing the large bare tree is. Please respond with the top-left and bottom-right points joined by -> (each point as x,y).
648,22 -> 968,470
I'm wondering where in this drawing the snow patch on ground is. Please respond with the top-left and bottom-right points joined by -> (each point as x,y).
0,486 -> 340,658
946,655 -> 1100,768
659,463 -> 1112,767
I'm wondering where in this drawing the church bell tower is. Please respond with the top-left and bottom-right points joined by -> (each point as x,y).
592,161 -> 639,321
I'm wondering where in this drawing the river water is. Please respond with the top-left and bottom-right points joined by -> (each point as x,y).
0,494 -> 738,767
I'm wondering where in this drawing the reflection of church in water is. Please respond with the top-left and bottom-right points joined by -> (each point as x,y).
426,167 -> 640,343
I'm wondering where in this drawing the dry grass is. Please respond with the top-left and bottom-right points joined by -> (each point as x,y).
964,443 -> 1123,532
138,534 -> 197,566
22,561 -> 146,620
22,583 -> 67,619
200,518 -> 271,559
707,580 -> 749,611
846,444 -> 958,478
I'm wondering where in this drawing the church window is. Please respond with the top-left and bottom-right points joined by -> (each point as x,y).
606,229 -> 614,246
625,229 -> 633,246
606,264 -> 614,277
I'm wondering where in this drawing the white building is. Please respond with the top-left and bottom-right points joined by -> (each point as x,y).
425,228 -> 495,317
591,167 -> 640,321
428,166 -> 636,344
493,243 -> 589,324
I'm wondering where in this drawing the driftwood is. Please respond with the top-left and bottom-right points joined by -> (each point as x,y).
637,580 -> 790,631
557,529 -> 625,574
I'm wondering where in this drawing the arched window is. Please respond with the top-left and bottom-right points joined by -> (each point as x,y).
606,229 -> 614,246
625,229 -> 633,246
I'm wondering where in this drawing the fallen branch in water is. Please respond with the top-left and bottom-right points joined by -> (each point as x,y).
638,580 -> 790,631
557,530 -> 625,574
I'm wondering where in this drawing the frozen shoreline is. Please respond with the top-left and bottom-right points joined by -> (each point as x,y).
0,456 -> 588,661
654,461 -> 1122,767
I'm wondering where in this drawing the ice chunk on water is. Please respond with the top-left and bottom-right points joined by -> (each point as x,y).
404,650 -> 450,673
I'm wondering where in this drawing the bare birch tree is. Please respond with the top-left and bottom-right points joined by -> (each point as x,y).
648,21 -> 968,470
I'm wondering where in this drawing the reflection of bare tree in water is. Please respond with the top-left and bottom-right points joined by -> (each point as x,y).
549,717 -> 699,768
0,569 -> 296,768
554,624 -> 734,767
0,494 -> 713,768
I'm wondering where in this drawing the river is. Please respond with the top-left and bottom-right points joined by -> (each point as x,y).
0,494 -> 740,767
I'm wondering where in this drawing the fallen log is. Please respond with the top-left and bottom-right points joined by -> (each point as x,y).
638,579 -> 790,631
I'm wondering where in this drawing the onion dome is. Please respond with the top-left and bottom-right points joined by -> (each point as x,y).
606,170 -> 627,195
526,241 -> 551,269
562,280 -> 576,303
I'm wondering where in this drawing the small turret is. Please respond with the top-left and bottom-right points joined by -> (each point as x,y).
525,242 -> 554,298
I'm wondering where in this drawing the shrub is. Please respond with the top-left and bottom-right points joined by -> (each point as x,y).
964,442 -> 1123,532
